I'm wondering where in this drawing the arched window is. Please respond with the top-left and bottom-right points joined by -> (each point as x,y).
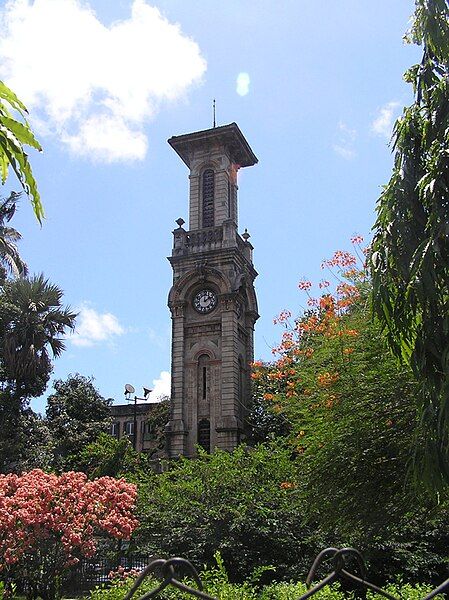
198,419 -> 211,453
198,354 -> 209,401
202,169 -> 215,228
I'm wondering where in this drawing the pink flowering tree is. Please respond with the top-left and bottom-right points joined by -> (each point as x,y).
0,469 -> 138,600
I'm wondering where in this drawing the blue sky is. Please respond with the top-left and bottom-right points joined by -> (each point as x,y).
0,0 -> 420,413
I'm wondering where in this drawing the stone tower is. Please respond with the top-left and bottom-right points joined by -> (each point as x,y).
166,123 -> 259,457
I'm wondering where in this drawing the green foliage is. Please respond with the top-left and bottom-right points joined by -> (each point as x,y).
46,373 -> 112,471
0,81 -> 43,222
77,432 -> 143,479
144,396 -> 170,457
252,289 -> 421,526
291,306 -> 420,532
252,281 -> 449,585
87,561 -> 443,600
10,407 -> 53,471
371,0 -> 449,487
133,444 -> 322,582
0,192 -> 28,282
0,275 -> 76,398
247,382 -> 291,444
0,277 -> 75,472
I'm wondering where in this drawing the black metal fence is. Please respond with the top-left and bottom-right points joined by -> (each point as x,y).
65,555 -> 152,592
60,548 -> 449,599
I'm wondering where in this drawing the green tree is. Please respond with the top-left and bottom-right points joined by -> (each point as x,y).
0,81 -> 43,221
371,0 -> 449,487
46,373 -> 112,471
133,444 -> 322,583
0,275 -> 76,398
143,396 -> 170,457
253,291 -> 421,528
252,259 -> 449,585
0,276 -> 76,472
77,432 -> 142,479
0,192 -> 27,282
10,407 -> 53,472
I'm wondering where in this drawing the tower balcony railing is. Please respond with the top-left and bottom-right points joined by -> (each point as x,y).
172,221 -> 252,262
187,226 -> 223,252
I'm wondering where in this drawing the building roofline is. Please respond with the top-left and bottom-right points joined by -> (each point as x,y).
168,122 -> 258,168
111,403 -> 156,416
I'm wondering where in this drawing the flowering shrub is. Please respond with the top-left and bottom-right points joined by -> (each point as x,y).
0,469 -> 138,600
252,237 -> 369,430
249,239 -> 447,584
107,565 -> 142,586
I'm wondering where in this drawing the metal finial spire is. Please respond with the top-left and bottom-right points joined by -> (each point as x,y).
213,99 -> 216,128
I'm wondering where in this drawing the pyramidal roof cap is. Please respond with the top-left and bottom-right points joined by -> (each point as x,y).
168,122 -> 258,168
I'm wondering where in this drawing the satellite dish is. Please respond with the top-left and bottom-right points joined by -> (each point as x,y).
124,383 -> 135,395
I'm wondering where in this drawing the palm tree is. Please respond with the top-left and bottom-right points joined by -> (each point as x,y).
1,274 -> 77,398
0,191 -> 28,282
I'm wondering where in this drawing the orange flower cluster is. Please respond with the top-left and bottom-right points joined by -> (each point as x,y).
350,235 -> 364,245
280,482 -> 296,489
251,360 -> 263,368
298,279 -> 312,291
273,309 -> 292,325
293,347 -> 314,358
321,250 -> 357,270
316,371 -> 340,387
267,370 -> 287,381
252,241 -> 369,429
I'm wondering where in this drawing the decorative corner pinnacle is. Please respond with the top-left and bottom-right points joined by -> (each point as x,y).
175,217 -> 185,228
242,228 -> 250,242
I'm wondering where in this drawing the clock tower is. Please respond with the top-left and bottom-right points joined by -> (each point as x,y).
166,123 -> 259,457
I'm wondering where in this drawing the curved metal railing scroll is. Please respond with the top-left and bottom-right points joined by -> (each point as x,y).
299,547 -> 398,600
122,549 -> 449,600
123,557 -> 217,600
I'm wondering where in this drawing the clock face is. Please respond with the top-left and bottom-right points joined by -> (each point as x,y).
193,289 -> 218,314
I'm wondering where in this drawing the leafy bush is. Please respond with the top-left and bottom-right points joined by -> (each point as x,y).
132,444 -> 323,582
250,242 -> 449,585
87,559 -> 444,600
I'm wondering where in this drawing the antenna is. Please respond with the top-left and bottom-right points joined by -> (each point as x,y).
213,99 -> 216,128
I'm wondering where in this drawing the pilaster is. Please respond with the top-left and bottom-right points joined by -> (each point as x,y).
166,300 -> 187,457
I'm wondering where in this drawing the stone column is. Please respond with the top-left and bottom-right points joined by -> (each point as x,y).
166,300 -> 187,456
216,293 -> 240,450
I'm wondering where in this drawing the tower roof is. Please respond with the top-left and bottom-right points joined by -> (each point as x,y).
168,122 -> 258,168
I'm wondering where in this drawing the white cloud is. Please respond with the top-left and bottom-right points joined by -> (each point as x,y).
333,144 -> 355,160
71,304 -> 125,347
148,326 -> 170,350
371,101 -> 400,139
333,121 -> 357,160
62,115 -> 148,162
142,370 -> 170,402
0,0 -> 207,162
236,72 -> 250,96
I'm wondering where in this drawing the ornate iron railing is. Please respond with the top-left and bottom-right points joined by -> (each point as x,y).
124,549 -> 449,600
